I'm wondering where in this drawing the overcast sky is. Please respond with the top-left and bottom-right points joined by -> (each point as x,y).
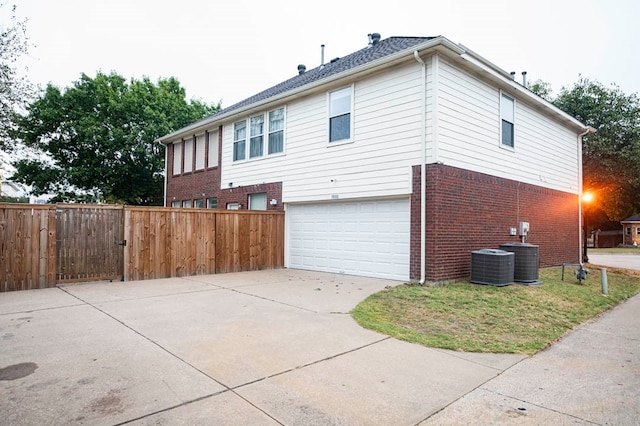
5,0 -> 640,108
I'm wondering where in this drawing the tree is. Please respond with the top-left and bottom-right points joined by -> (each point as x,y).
554,77 -> 640,221
12,72 -> 219,205
527,79 -> 553,102
0,3 -> 34,150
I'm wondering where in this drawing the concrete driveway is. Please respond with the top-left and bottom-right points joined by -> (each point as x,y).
588,253 -> 640,270
0,269 -> 525,425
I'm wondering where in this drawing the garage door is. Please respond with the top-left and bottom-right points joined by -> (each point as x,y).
287,199 -> 410,280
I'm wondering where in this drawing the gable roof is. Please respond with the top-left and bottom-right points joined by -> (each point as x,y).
621,214 -> 640,222
216,36 -> 435,118
157,34 -> 588,144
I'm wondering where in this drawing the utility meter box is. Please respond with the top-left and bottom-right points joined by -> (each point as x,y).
518,222 -> 530,236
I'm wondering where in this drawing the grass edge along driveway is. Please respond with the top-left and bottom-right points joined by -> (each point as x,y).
351,266 -> 640,355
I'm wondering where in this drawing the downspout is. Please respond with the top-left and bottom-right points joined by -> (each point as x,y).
163,144 -> 168,207
577,126 -> 595,261
414,50 -> 426,284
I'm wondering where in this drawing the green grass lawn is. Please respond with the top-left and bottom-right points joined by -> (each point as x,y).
351,267 -> 640,355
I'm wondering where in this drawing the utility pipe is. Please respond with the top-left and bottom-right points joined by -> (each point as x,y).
414,50 -> 426,284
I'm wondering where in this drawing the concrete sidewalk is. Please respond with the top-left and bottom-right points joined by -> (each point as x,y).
1,270 -> 524,425
1,268 -> 638,425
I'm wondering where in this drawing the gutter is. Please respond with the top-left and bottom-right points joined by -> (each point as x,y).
414,50 -> 427,285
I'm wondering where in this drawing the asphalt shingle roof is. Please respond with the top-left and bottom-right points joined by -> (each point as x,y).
205,36 -> 435,121
622,214 -> 640,222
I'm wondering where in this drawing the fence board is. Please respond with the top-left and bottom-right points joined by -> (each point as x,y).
3,204 -> 284,291
55,205 -> 124,283
0,204 -> 57,291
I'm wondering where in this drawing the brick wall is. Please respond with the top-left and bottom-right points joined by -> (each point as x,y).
411,164 -> 580,282
164,128 -> 283,211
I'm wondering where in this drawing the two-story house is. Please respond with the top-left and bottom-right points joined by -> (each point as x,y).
156,34 -> 590,283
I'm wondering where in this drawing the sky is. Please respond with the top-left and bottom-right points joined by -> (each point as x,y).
4,0 -> 640,109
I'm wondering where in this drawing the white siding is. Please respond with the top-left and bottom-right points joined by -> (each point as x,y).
436,58 -> 580,193
221,62 -> 426,203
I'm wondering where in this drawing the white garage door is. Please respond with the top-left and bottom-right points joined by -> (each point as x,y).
287,199 -> 410,281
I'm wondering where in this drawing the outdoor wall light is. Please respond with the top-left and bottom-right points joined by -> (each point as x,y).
270,199 -> 278,206
228,182 -> 233,188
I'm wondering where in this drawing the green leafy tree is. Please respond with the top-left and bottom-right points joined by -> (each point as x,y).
554,77 -> 640,221
0,3 -> 34,150
12,72 -> 219,204
527,79 -> 553,102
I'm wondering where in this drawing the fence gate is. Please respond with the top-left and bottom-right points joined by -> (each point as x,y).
56,205 -> 125,283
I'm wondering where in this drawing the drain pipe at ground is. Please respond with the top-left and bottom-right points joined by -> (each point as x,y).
414,50 -> 427,285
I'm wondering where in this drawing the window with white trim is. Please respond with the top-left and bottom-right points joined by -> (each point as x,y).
268,108 -> 284,154
208,130 -> 218,167
195,133 -> 205,170
329,86 -> 352,142
500,93 -> 515,148
233,107 -> 285,161
172,142 -> 182,175
206,197 -> 218,209
184,136 -> 194,173
182,199 -> 192,208
194,199 -> 204,208
250,115 -> 264,158
248,192 -> 267,210
171,200 -> 180,208
233,121 -> 246,161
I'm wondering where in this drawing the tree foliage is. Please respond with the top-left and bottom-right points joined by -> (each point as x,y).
0,3 -> 34,150
527,79 -> 553,102
554,77 -> 640,221
12,72 -> 219,204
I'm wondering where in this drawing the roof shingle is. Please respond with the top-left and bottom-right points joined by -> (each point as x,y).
206,36 -> 435,120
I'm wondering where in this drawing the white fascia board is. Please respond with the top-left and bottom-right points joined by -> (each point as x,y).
457,46 -> 587,132
156,36 -> 462,145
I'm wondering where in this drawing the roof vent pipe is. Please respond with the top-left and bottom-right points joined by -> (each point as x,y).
321,44 -> 325,66
297,64 -> 306,75
371,33 -> 381,45
522,71 -> 527,86
510,71 -> 516,79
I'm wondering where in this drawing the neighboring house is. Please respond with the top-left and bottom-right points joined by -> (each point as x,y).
595,229 -> 623,248
621,215 -> 640,246
157,34 -> 590,282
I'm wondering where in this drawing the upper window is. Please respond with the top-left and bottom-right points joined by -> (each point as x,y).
184,136 -> 194,173
500,93 -> 515,148
195,134 -> 205,170
208,130 -> 219,167
171,200 -> 180,208
172,142 -> 182,175
268,108 -> 284,154
329,86 -> 352,142
250,115 -> 264,158
206,197 -> 218,209
194,199 -> 204,208
233,107 -> 285,161
233,121 -> 246,161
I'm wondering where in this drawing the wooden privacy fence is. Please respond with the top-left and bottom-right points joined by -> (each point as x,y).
0,204 -> 284,292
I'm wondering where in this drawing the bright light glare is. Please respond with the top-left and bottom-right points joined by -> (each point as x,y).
582,193 -> 594,202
